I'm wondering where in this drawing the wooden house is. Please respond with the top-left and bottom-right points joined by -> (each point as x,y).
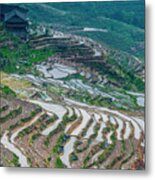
0,4 -> 28,39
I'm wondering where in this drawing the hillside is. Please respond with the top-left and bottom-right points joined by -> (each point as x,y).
23,0 -> 144,61
0,1 -> 145,169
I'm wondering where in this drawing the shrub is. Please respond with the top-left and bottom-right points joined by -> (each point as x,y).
0,85 -> 16,97
54,156 -> 65,168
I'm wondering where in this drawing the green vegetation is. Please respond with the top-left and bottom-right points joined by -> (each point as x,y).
46,115 -> 57,125
18,127 -> 32,138
47,85 -> 64,96
83,155 -> 91,168
44,112 -> 73,148
0,29 -> 54,74
0,85 -> 16,97
10,154 -> 20,167
9,122 -> 19,130
0,105 -> 9,113
63,112 -> 77,123
121,140 -> 126,151
83,141 -> 107,168
103,127 -> 111,134
60,73 -> 86,81
106,54 -> 144,92
9,108 -> 41,131
97,142 -> 115,164
45,111 -> 76,151
97,84 -> 142,111
0,106 -> 22,124
18,112 -> 58,141
54,156 -> 66,168
75,122 -> 100,154
89,123 -> 101,141
80,119 -> 93,137
25,0 -> 144,59
106,154 -> 124,169
49,1 -> 144,29
20,108 -> 41,123
86,54 -> 144,92
69,152 -> 78,162
93,129 -> 117,166
67,91 -> 113,109
52,133 -> 66,154
30,133 -> 40,144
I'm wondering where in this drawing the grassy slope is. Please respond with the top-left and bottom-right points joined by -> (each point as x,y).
0,25 -> 54,74
23,1 -> 144,61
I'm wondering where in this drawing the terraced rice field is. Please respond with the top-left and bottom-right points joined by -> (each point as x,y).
0,27 -> 145,170
0,91 -> 145,169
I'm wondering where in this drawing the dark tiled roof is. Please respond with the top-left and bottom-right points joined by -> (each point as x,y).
4,9 -> 27,22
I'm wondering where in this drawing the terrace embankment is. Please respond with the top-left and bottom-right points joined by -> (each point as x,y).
29,32 -> 144,90
0,26 -> 144,169
0,90 -> 145,169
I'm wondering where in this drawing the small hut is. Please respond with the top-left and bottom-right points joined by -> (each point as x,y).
0,4 -> 28,39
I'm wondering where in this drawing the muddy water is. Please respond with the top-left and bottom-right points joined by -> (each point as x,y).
60,136 -> 77,168
84,120 -> 96,139
115,117 -> 124,140
107,131 -> 113,144
96,122 -> 106,142
11,112 -> 44,143
28,100 -> 67,136
65,108 -> 80,133
37,63 -> 77,79
124,121 -> 131,139
71,109 -> 90,136
61,109 -> 91,167
1,131 -> 29,167
1,112 -> 44,167
64,97 -> 143,141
